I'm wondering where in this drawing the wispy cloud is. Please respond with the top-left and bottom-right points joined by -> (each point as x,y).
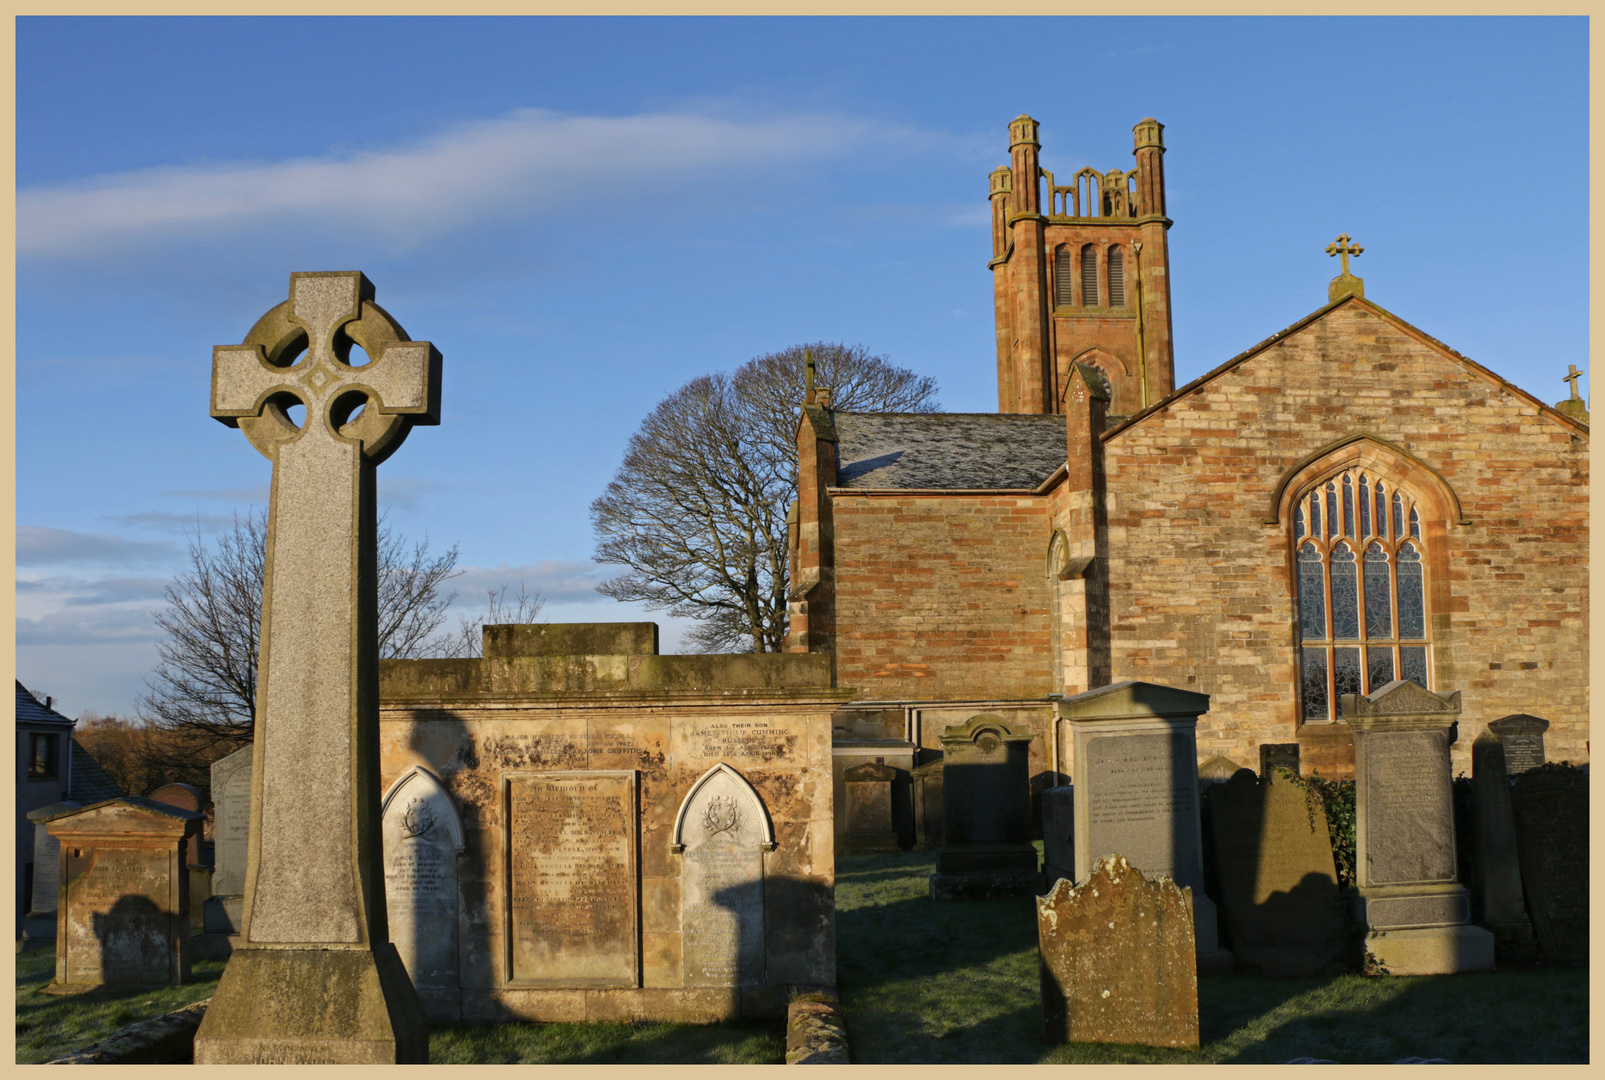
17,575 -> 170,607
17,526 -> 178,567
449,560 -> 622,607
17,608 -> 164,647
20,107 -> 898,259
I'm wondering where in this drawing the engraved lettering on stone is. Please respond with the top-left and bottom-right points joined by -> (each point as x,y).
382,767 -> 464,991
1364,731 -> 1455,886
1085,733 -> 1195,880
676,764 -> 769,988
506,772 -> 638,988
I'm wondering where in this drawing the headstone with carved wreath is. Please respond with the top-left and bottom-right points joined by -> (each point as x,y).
381,766 -> 466,1020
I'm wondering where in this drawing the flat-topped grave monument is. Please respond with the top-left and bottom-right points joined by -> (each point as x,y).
930,714 -> 1041,900
1340,680 -> 1493,975
40,798 -> 202,993
194,272 -> 436,1063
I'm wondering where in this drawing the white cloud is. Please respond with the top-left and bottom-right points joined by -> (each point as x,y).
19,107 -> 896,259
448,560 -> 621,607
17,525 -> 178,567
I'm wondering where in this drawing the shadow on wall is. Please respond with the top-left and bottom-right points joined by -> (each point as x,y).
93,894 -> 169,984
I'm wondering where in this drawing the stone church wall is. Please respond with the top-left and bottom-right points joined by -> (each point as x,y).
1101,301 -> 1589,775
830,492 -> 1055,701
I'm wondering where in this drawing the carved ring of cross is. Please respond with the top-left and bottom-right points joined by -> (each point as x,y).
212,274 -> 441,465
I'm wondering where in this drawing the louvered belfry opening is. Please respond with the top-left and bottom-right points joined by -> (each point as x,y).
1080,245 -> 1099,306
1107,247 -> 1125,307
1055,246 -> 1074,308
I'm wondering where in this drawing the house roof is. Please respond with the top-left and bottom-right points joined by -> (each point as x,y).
833,412 -> 1067,490
1102,294 -> 1591,441
70,740 -> 125,804
15,681 -> 74,728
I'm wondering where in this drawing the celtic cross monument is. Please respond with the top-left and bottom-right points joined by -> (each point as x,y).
193,272 -> 438,1063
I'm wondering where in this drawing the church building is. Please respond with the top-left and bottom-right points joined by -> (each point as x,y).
789,115 -> 1589,800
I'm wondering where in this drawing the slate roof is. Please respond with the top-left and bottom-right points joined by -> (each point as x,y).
834,412 -> 1067,490
15,681 -> 74,728
70,740 -> 126,804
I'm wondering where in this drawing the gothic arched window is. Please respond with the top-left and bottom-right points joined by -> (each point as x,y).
1080,245 -> 1099,307
1054,246 -> 1074,308
1107,246 -> 1125,307
1294,469 -> 1430,722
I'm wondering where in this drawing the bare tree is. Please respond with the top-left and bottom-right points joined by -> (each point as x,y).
140,510 -> 465,750
592,342 -> 939,653
438,581 -> 546,658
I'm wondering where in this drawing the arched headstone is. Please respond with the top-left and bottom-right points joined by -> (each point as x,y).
672,764 -> 774,987
381,766 -> 465,1012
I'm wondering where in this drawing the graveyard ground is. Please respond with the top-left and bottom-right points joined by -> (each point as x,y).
834,849 -> 1589,1064
17,850 -> 1588,1064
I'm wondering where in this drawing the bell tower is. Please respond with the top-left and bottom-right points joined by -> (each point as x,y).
991,116 -> 1175,417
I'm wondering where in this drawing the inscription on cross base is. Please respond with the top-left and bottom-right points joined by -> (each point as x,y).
209,271 -> 440,946
1326,233 -> 1363,276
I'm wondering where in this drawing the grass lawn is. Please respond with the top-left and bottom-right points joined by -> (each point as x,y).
835,849 -> 1589,1064
13,944 -> 226,1064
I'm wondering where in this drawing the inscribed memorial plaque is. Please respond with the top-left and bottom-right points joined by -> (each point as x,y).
1488,714 -> 1549,776
505,771 -> 638,988
676,764 -> 769,987
1083,731 -> 1199,885
382,767 -> 464,993
210,745 -> 254,898
64,847 -> 173,984
1361,729 -> 1455,886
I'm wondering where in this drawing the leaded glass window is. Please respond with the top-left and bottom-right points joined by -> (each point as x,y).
1292,469 -> 1432,722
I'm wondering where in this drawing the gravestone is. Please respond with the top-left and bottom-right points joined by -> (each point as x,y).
1468,731 -> 1536,960
150,783 -> 208,932
26,802 -> 77,929
1040,785 -> 1075,888
674,764 -> 774,987
1196,755 -> 1242,792
1206,768 -> 1345,977
1058,681 -> 1231,974
1340,681 -> 1494,974
201,744 -> 252,937
40,798 -> 203,993
505,771 -> 639,987
381,766 -> 465,1020
1509,763 -> 1588,964
930,715 -> 1041,900
194,272 -> 435,1063
1487,714 -> 1549,775
1259,743 -> 1300,777
911,758 -> 944,848
1038,853 -> 1198,1048
841,762 -> 899,852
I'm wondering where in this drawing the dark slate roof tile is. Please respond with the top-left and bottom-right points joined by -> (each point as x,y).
15,681 -> 74,728
834,412 -> 1067,490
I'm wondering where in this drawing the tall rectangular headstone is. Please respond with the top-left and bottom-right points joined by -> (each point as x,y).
202,744 -> 252,935
40,798 -> 202,993
1468,730 -> 1536,960
505,771 -> 639,987
1509,764 -> 1588,964
841,762 -> 899,852
930,715 -> 1041,900
1487,714 -> 1549,775
1058,681 -> 1230,974
1041,785 -> 1075,888
382,766 -> 466,1020
195,273 -> 436,1063
1341,681 -> 1493,974
674,764 -> 772,987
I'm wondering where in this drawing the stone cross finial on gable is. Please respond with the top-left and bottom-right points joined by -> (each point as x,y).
1563,364 -> 1583,400
1326,233 -> 1363,277
804,347 -> 816,404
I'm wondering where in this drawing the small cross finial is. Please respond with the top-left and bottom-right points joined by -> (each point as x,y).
1563,364 -> 1583,400
804,348 -> 816,403
1326,233 -> 1363,277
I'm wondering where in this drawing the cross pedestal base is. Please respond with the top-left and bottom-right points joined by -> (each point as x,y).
193,945 -> 428,1063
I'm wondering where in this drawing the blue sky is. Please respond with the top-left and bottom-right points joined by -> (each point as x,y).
15,16 -> 1589,719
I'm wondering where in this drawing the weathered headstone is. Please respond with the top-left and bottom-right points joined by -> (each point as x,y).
381,766 -> 465,1020
40,798 -> 202,993
911,758 -> 944,849
930,715 -> 1041,900
674,763 -> 774,987
1206,768 -> 1346,977
1468,730 -> 1536,960
1509,763 -> 1588,964
506,771 -> 639,987
842,762 -> 899,852
1058,682 -> 1231,974
1340,681 -> 1493,974
1196,755 -> 1243,792
26,803 -> 76,926
194,272 -> 436,1063
1041,785 -> 1075,888
1487,714 -> 1549,775
201,745 -> 252,937
1259,743 -> 1301,778
149,783 -> 209,932
1038,853 -> 1198,1048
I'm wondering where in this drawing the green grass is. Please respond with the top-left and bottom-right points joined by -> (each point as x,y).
835,849 -> 1589,1064
13,944 -> 226,1064
429,1019 -> 783,1064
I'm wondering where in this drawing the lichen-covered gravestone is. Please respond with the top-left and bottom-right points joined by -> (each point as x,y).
1340,680 -> 1493,975
381,766 -> 466,1020
1207,768 -> 1346,977
193,272 -> 438,1063
1037,853 -> 1199,1049
41,798 -> 203,993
